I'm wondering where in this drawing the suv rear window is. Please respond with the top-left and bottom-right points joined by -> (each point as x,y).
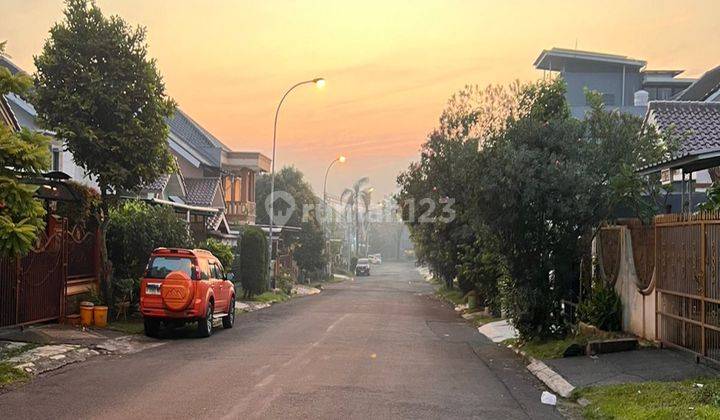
147,256 -> 193,279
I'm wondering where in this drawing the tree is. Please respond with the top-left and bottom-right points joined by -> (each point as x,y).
198,238 -> 234,273
256,166 -> 327,278
341,177 -> 372,256
34,0 -> 176,301
238,226 -> 268,298
0,42 -> 51,257
107,200 -> 192,280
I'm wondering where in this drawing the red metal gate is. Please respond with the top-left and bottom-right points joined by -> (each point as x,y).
0,220 -> 68,328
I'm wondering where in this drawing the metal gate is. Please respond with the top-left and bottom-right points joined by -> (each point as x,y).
0,220 -> 67,328
655,213 -> 720,362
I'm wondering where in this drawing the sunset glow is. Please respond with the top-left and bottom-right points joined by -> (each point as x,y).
2,0 -> 719,197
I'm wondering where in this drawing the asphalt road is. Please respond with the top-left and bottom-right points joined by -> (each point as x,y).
1,262 -> 561,419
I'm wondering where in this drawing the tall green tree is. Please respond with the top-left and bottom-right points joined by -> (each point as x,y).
341,177 -> 372,256
256,166 -> 327,278
0,42 -> 51,257
34,0 -> 175,300
238,226 -> 268,298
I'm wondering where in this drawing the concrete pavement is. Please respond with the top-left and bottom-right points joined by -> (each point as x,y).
0,262 -> 560,419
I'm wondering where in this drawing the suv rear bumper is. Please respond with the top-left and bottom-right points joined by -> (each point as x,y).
140,306 -> 200,319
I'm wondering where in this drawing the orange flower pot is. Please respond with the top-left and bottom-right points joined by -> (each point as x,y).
80,301 -> 94,327
93,306 -> 108,328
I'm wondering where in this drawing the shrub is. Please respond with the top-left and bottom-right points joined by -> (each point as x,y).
274,272 -> 294,295
457,237 -> 506,314
107,200 -> 193,280
238,226 -> 268,299
577,283 -> 622,331
198,238 -> 234,272
112,277 -> 140,312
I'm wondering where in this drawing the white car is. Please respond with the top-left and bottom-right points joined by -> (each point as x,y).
369,254 -> 382,264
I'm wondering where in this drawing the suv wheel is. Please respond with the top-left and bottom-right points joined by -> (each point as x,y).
197,303 -> 214,338
144,318 -> 160,338
222,297 -> 235,329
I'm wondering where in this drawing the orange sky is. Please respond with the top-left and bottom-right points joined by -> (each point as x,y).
1,0 -> 719,199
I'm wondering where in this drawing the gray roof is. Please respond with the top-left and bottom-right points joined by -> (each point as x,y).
675,64 -> 720,101
184,177 -> 221,206
534,48 -> 646,70
142,174 -> 171,193
647,101 -> 720,156
0,56 -> 23,75
4,94 -> 39,131
166,109 -> 229,167
638,101 -> 720,174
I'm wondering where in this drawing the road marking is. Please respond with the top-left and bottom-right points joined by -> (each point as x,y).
255,374 -> 275,388
326,313 -> 350,333
253,364 -> 271,376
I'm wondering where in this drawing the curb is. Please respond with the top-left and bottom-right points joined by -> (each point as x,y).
507,344 -> 576,398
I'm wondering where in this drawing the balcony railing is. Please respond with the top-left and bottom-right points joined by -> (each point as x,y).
225,201 -> 256,224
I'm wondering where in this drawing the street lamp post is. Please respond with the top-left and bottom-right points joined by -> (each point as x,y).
267,77 -> 325,289
322,155 -> 346,275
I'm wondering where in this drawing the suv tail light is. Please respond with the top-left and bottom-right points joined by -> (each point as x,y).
192,265 -> 201,280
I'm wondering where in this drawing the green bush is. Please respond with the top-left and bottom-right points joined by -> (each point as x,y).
457,236 -> 506,314
198,238 -> 234,272
274,272 -> 294,295
237,226 -> 268,299
577,283 -> 622,331
112,277 -> 140,312
107,200 -> 193,280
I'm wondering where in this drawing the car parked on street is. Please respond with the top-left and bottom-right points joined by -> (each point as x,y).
139,247 -> 235,338
355,258 -> 371,276
369,254 -> 382,264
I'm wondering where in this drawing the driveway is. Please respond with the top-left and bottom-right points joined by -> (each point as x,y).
0,262 -> 560,419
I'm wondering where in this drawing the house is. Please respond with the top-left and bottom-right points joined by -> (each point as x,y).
675,64 -> 720,102
1,55 -> 270,243
638,101 -> 720,212
0,91 -> 20,131
534,48 -> 696,118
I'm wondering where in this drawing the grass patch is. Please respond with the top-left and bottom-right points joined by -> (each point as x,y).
436,286 -> 464,306
0,343 -> 38,361
503,329 -> 631,360
253,291 -> 290,304
575,379 -> 720,419
107,319 -> 145,335
0,362 -> 29,386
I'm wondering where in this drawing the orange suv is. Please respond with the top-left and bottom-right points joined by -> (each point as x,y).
139,248 -> 236,338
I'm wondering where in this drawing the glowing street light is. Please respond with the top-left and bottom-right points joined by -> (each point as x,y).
268,77 -> 325,287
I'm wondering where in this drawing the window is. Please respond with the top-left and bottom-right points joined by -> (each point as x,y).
146,257 -> 193,279
224,177 -> 232,202
234,178 -> 241,202
199,258 -> 211,280
211,261 -> 224,279
601,93 -> 616,106
52,149 -> 61,171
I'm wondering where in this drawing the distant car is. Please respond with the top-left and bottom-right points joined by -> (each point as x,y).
355,258 -> 371,276
369,254 -> 382,264
139,247 -> 236,338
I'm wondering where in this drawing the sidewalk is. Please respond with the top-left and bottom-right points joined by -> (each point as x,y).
544,348 -> 720,388
0,324 -> 163,377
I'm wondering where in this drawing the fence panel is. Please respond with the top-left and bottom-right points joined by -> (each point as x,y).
16,225 -> 67,325
0,259 -> 18,327
654,214 -> 720,362
66,223 -> 98,280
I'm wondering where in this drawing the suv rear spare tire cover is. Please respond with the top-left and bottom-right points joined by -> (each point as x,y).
161,271 -> 195,312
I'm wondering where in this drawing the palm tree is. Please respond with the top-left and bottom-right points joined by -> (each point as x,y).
341,177 -> 372,255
